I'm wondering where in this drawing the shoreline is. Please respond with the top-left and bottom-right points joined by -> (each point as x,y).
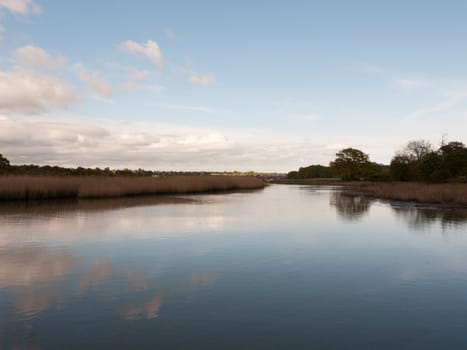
273,179 -> 467,207
0,175 -> 266,201
343,182 -> 467,207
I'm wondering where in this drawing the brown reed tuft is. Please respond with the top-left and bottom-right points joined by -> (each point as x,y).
0,176 -> 265,201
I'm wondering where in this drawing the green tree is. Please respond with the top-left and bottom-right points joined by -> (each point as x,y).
330,148 -> 370,180
418,152 -> 448,182
297,165 -> 335,178
390,140 -> 434,181
439,141 -> 467,179
390,154 -> 412,181
287,170 -> 299,179
0,154 -> 10,175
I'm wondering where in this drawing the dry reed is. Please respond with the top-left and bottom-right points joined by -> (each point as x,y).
0,176 -> 265,201
346,182 -> 467,206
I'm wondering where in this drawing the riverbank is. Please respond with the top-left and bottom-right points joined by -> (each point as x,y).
345,182 -> 467,206
274,179 -> 467,206
273,178 -> 342,185
0,176 -> 266,201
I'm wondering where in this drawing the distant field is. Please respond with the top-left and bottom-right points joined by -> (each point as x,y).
0,176 -> 265,201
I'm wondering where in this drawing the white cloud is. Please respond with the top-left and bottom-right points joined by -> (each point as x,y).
0,24 -> 4,40
14,46 -> 66,69
0,69 -> 76,114
106,62 -> 154,91
396,79 -> 430,89
290,114 -> 321,122
129,69 -> 151,80
75,63 -> 112,99
163,104 -> 220,113
106,62 -> 152,81
0,116 -> 239,169
120,40 -> 164,68
118,81 -> 165,92
189,72 -> 216,85
0,0 -> 40,15
405,94 -> 467,121
0,114 -> 393,171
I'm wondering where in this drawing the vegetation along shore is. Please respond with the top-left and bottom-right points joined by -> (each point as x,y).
281,138 -> 467,207
0,154 -> 266,201
345,182 -> 467,207
0,175 -> 265,201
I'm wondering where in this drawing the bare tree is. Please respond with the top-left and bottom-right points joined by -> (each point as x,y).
403,140 -> 433,161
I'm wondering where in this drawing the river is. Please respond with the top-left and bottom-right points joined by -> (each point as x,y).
1,185 -> 467,349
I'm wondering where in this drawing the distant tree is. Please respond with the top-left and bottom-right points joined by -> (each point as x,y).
330,148 -> 370,180
0,154 -> 10,175
297,165 -> 335,178
403,140 -> 433,161
418,152 -> 448,182
390,139 -> 467,182
439,141 -> 467,179
362,162 -> 388,181
389,140 -> 434,181
390,153 -> 412,181
287,170 -> 299,179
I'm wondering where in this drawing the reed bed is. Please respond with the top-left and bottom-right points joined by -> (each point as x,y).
347,182 -> 467,206
0,176 -> 265,201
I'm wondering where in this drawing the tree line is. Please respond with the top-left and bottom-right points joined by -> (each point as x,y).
288,139 -> 467,182
0,155 -> 213,177
0,160 -> 155,177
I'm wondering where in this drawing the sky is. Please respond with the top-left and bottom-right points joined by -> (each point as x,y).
0,0 -> 466,172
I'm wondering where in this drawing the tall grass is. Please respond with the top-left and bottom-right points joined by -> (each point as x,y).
348,182 -> 467,206
0,176 -> 265,201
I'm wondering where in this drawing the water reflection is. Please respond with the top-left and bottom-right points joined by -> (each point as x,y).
10,345 -> 41,350
0,243 -> 219,321
78,260 -> 112,294
12,285 -> 65,318
190,273 -> 217,289
0,196 -> 228,247
121,292 -> 165,321
0,247 -> 78,288
329,191 -> 372,220
0,196 -> 197,218
2,185 -> 467,349
391,205 -> 467,231
330,190 -> 467,231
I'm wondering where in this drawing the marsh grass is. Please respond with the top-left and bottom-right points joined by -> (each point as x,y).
348,182 -> 467,206
0,176 -> 265,201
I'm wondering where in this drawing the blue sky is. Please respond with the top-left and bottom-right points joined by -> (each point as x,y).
0,0 -> 466,171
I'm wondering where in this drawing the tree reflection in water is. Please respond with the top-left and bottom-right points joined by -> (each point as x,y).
329,191 -> 372,221
330,190 -> 467,231
330,189 -> 467,231
390,205 -> 467,232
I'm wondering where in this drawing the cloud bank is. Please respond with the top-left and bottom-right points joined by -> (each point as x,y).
14,45 -> 67,70
0,115 -> 343,171
0,69 -> 76,114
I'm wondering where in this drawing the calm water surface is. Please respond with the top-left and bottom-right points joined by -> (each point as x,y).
1,185 -> 467,349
